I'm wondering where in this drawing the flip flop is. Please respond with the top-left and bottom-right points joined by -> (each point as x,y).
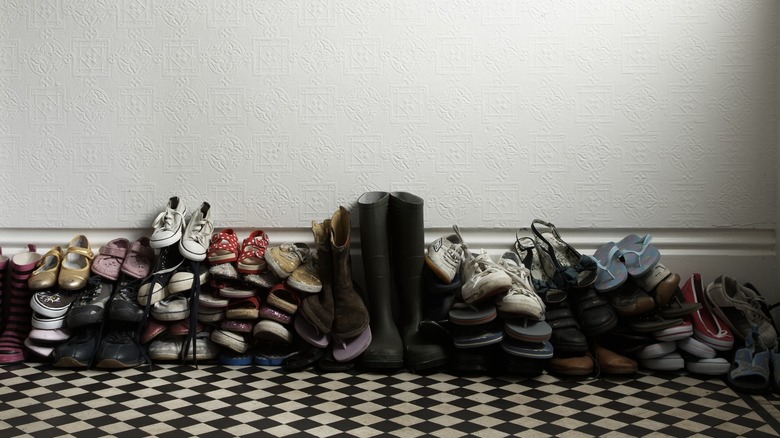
452,324 -> 503,349
332,327 -> 372,363
501,338 -> 554,359
283,345 -> 325,371
591,242 -> 628,293
629,314 -> 683,333
317,348 -> 356,372
616,234 -> 660,277
448,302 -> 497,326
657,288 -> 702,319
504,319 -> 552,343
294,314 -> 329,348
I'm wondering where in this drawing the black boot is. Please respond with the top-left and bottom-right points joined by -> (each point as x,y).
357,192 -> 404,370
389,192 -> 448,372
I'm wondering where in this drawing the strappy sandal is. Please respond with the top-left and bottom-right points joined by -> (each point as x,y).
237,230 -> 270,274
531,219 -> 597,290
514,234 -> 566,304
208,228 -> 240,265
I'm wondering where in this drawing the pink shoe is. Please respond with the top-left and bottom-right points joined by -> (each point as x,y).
92,238 -> 129,281
682,273 -> 734,351
121,237 -> 154,279
0,245 -> 41,364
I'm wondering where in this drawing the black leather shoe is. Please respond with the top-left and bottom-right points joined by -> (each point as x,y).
66,277 -> 114,328
110,278 -> 144,322
545,304 -> 588,355
52,328 -> 99,368
94,330 -> 144,369
570,288 -> 617,336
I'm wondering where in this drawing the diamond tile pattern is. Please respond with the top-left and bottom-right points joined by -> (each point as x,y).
1,363 -> 779,437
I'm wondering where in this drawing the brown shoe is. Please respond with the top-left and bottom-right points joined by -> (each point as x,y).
633,264 -> 680,307
593,344 -> 638,374
607,284 -> 656,317
547,354 -> 595,376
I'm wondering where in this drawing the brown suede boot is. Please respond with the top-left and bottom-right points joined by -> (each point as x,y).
329,206 -> 369,340
300,219 -> 335,335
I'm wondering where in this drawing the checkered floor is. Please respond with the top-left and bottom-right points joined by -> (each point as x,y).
1,363 -> 779,437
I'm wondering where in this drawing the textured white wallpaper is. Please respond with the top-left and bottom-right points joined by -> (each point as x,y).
0,0 -> 776,229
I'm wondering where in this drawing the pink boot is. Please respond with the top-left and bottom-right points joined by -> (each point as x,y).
0,245 -> 41,364
0,248 -> 8,333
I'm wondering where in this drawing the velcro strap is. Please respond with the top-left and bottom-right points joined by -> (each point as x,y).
66,247 -> 94,259
129,241 -> 154,258
99,245 -> 127,258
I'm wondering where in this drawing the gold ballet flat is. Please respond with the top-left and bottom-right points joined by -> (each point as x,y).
58,235 -> 94,290
28,246 -> 64,290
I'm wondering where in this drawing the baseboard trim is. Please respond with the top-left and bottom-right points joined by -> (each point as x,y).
1,226 -> 776,304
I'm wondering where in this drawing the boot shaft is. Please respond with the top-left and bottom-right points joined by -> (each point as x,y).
388,192 -> 426,332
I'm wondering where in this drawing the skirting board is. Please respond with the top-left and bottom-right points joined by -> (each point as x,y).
1,227 -> 778,323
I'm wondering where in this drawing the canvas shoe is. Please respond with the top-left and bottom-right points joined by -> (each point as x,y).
265,243 -> 311,279
683,273 -> 733,351
287,256 -> 321,293
460,250 -> 513,305
425,228 -> 465,284
494,252 -> 545,320
30,289 -> 79,318
168,263 -> 210,295
151,295 -> 190,321
705,275 -> 777,346
179,202 -> 213,261
150,196 -> 187,249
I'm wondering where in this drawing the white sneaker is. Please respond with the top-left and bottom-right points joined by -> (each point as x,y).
494,252 -> 545,320
179,202 -> 214,261
151,196 -> 187,249
425,226 -> 465,284
460,250 -> 513,304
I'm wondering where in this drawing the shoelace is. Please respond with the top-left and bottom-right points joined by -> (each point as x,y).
189,219 -> 214,245
152,207 -> 183,232
281,243 -> 309,263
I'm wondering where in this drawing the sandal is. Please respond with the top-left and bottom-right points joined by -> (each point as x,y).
267,283 -> 301,315
237,230 -> 270,274
121,237 -> 154,279
727,327 -> 772,394
514,235 -> 566,303
208,228 -> 240,265
615,234 -> 660,277
91,238 -> 130,281
531,219 -> 597,290
58,235 -> 94,290
225,296 -> 261,320
591,242 -> 627,293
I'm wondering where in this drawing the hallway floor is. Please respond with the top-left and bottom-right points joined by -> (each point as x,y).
1,362 -> 779,437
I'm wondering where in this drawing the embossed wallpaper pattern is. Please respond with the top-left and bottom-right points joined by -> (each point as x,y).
0,0 -> 776,229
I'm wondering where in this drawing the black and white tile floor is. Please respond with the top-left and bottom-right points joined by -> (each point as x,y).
2,362 -> 779,437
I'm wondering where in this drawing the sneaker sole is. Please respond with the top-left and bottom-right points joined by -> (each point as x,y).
425,257 -> 454,284
152,310 -> 190,321
53,356 -> 89,368
95,358 -> 143,369
30,300 -> 70,318
211,330 -> 248,354
287,278 -> 321,293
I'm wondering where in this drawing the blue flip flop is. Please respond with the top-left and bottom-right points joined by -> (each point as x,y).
616,234 -> 661,277
592,242 -> 628,293
501,338 -> 554,359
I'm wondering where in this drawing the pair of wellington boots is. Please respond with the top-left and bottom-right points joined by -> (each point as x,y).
357,192 -> 449,372
300,206 -> 370,348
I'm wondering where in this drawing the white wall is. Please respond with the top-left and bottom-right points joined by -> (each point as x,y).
0,1 -> 778,300
0,0 -> 776,230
